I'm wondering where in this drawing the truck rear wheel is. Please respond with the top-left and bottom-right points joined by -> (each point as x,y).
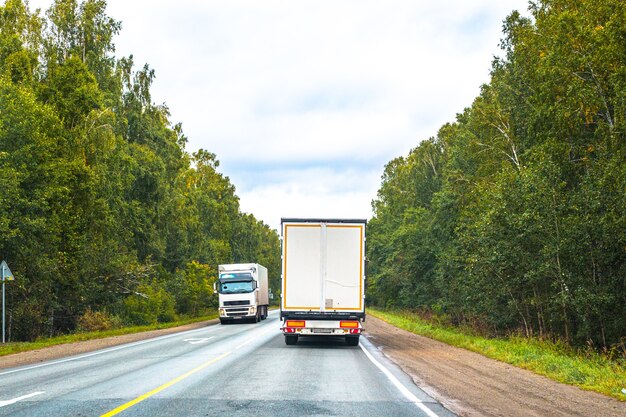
285,335 -> 298,345
345,335 -> 360,346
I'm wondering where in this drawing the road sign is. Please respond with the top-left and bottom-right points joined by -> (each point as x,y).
1,261 -> 14,281
2,260 -> 14,343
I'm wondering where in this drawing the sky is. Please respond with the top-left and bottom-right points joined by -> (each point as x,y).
29,0 -> 530,231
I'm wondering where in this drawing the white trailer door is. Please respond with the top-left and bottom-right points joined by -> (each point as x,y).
325,224 -> 363,311
283,224 -> 322,310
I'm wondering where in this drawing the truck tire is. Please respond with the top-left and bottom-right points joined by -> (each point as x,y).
261,306 -> 268,320
285,335 -> 298,345
219,318 -> 229,325
345,335 -> 360,346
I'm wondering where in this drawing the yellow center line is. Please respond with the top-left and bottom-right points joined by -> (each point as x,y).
100,351 -> 232,417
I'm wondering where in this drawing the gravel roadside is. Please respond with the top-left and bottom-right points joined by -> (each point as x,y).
364,315 -> 625,417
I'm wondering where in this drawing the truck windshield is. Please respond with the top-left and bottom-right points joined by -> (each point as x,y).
218,280 -> 254,294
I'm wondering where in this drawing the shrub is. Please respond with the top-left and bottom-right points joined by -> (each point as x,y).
77,309 -> 122,332
120,280 -> 178,326
169,261 -> 217,317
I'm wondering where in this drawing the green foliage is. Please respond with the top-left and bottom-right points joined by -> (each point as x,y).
168,261 -> 217,317
368,0 -> 626,349
77,308 -> 121,332
0,0 -> 280,341
120,279 -> 177,326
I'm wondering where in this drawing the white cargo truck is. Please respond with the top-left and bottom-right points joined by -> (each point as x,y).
216,263 -> 269,324
280,218 -> 366,346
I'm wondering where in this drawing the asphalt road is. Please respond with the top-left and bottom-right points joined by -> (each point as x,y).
0,310 -> 455,417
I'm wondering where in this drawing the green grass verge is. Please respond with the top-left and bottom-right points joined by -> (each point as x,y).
0,313 -> 218,357
368,308 -> 626,401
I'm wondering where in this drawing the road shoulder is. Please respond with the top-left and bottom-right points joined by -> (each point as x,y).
0,319 -> 219,370
364,315 -> 625,417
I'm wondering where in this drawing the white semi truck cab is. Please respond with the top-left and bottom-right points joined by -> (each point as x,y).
216,263 -> 269,324
280,218 -> 366,346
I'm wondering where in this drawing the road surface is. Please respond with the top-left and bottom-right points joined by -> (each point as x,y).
0,310 -> 455,417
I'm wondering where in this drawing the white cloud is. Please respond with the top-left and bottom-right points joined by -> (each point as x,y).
27,0 -> 531,229
237,166 -> 381,232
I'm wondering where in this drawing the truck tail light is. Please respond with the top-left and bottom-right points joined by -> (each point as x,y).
340,321 -> 359,329
283,320 -> 305,333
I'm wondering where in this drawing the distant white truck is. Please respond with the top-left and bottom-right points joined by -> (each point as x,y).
216,263 -> 269,324
280,218 -> 366,346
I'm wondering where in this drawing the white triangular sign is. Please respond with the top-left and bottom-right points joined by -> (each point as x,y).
1,261 -> 14,281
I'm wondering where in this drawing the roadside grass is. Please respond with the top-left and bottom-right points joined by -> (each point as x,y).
368,308 -> 626,401
0,313 -> 218,357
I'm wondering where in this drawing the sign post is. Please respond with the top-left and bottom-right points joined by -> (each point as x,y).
1,260 -> 15,343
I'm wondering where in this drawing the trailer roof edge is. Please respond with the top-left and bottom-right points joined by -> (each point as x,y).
280,218 -> 367,224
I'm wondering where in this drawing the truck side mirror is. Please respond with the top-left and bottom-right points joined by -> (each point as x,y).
213,282 -> 217,294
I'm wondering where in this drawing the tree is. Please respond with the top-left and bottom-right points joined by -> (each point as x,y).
0,0 -> 281,340
368,0 -> 626,347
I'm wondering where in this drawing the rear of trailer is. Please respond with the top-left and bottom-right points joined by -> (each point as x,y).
280,218 -> 366,345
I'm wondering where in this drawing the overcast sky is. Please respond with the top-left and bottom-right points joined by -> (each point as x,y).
29,0 -> 530,231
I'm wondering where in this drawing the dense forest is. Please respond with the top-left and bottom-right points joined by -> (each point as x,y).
0,0 -> 280,341
367,0 -> 625,348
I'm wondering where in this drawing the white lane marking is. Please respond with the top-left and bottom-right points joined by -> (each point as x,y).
0,325 -> 225,376
235,326 -> 277,350
235,338 -> 255,350
183,337 -> 214,344
0,391 -> 44,407
360,342 -> 440,417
